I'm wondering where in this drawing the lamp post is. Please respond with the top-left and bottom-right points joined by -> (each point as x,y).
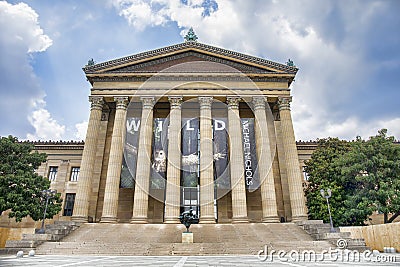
37,189 -> 57,234
320,188 -> 335,233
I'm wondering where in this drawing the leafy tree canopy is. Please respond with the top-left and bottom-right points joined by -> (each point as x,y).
0,136 -> 62,222
304,129 -> 400,226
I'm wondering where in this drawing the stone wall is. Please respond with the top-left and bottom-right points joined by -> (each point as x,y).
340,222 -> 400,252
0,227 -> 35,248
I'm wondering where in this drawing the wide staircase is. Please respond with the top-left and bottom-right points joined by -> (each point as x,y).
35,223 -> 334,255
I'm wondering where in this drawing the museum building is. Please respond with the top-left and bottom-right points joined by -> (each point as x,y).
36,30 -> 311,225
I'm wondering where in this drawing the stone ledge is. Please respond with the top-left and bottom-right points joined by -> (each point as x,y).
5,240 -> 43,248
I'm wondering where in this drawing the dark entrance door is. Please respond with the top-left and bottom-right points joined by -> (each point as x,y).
181,186 -> 200,216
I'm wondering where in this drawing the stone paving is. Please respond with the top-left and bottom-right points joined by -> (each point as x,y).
0,255 -> 399,267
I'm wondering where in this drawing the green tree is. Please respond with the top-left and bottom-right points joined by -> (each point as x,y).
337,129 -> 400,224
304,137 -> 371,226
0,136 -> 62,222
305,130 -> 400,226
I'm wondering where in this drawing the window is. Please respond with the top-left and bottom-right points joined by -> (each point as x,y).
48,166 -> 58,181
63,193 -> 76,216
302,167 -> 309,181
70,167 -> 80,182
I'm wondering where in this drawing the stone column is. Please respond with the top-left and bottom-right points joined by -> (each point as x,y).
101,96 -> 129,223
130,97 -> 155,223
227,97 -> 248,223
252,96 -> 279,223
72,96 -> 104,222
198,96 -> 215,223
164,96 -> 183,223
278,97 -> 308,222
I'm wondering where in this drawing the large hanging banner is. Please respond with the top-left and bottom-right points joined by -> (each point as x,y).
241,118 -> 260,191
150,118 -> 168,189
213,118 -> 230,189
181,118 -> 199,187
122,117 -> 141,188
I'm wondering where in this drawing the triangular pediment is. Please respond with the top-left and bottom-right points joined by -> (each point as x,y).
107,51 -> 274,74
84,42 -> 297,76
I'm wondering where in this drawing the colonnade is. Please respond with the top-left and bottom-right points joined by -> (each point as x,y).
72,95 -> 307,223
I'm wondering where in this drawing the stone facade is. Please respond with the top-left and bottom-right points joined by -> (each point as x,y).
24,141 -> 314,224
69,40 -> 308,224
10,40 -> 318,225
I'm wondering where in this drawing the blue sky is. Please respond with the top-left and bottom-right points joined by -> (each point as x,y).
0,0 -> 399,141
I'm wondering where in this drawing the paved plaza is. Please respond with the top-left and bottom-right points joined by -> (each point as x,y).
0,255 -> 398,267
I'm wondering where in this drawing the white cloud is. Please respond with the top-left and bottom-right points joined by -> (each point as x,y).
111,0 -> 215,31
74,121 -> 88,141
113,0 -> 400,141
0,1 -> 52,53
0,1 -> 54,138
26,107 -> 65,141
293,110 -> 400,141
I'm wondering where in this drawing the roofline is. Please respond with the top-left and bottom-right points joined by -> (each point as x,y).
83,41 -> 298,75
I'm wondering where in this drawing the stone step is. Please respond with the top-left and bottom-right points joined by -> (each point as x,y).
54,220 -> 80,226
32,223 -> 343,256
36,240 -> 335,255
295,220 -> 324,226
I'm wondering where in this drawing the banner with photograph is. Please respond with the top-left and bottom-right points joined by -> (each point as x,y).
121,117 -> 141,188
181,118 -> 199,187
241,118 -> 260,191
213,118 -> 230,189
150,118 -> 168,189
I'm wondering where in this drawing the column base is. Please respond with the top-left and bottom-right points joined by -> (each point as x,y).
200,216 -> 216,224
291,215 -> 308,222
232,217 -> 249,223
164,217 -> 180,224
100,216 -> 117,223
71,215 -> 88,223
262,216 -> 280,223
130,217 -> 148,224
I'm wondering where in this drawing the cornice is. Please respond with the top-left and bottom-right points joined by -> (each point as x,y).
30,141 -> 85,150
296,141 -> 318,150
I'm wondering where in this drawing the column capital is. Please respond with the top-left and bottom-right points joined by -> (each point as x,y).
227,96 -> 240,110
278,96 -> 292,111
252,96 -> 266,110
198,96 -> 213,109
140,97 -> 155,109
89,96 -> 104,111
114,96 -> 129,110
168,96 -> 183,109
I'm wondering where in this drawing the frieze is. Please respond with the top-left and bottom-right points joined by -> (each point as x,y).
91,87 -> 288,92
90,75 -> 290,83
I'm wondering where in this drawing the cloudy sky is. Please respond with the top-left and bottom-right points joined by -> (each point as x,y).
0,0 -> 399,141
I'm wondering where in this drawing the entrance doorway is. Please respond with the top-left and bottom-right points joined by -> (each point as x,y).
181,186 -> 200,216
